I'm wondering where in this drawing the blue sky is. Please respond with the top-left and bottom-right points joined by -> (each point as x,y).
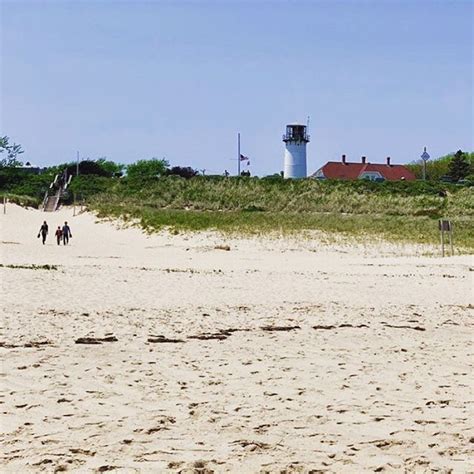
1,0 -> 472,175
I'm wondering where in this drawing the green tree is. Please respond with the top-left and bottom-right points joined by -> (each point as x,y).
0,136 -> 24,167
447,150 -> 471,182
126,158 -> 169,179
96,158 -> 125,177
65,159 -> 122,177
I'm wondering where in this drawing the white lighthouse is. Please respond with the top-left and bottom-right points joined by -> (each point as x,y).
283,123 -> 310,178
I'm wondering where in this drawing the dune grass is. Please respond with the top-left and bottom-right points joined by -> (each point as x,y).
0,192 -> 40,208
93,202 -> 474,251
105,176 -> 473,218
4,175 -> 472,250
85,177 -> 474,250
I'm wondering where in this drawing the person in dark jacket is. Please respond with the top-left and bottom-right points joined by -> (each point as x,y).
55,226 -> 63,246
62,221 -> 72,245
37,221 -> 48,245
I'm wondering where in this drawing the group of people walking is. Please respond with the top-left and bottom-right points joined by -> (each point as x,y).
38,221 -> 72,245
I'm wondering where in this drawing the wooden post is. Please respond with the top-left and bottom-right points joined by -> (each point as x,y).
439,219 -> 453,257
73,192 -> 76,217
3,196 -> 6,214
440,226 -> 445,257
449,223 -> 454,256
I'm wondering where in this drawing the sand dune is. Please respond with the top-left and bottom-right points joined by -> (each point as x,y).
1,204 -> 473,472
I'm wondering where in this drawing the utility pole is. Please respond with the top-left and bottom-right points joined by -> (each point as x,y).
237,133 -> 241,177
76,151 -> 80,177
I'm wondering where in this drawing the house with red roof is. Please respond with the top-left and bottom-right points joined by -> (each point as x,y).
311,155 -> 416,181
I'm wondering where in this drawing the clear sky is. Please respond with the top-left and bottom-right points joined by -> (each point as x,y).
1,0 -> 472,175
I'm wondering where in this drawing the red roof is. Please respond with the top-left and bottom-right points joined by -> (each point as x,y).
317,161 -> 416,181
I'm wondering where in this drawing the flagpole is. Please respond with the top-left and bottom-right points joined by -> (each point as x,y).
237,132 -> 241,177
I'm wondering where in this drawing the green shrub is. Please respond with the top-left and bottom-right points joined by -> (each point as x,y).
0,169 -> 52,200
0,192 -> 40,208
126,158 -> 169,179
66,175 -> 116,202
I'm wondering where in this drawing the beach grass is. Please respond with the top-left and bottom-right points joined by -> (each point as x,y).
3,175 -> 473,250
0,192 -> 40,208
84,177 -> 474,250
92,202 -> 474,251
94,176 -> 473,218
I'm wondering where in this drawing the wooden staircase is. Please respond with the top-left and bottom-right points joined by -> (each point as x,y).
42,171 -> 72,212
43,195 -> 59,212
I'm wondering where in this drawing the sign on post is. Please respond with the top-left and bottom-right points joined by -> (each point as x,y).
421,147 -> 430,181
438,219 -> 454,257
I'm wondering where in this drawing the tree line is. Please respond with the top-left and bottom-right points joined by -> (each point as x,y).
406,150 -> 473,182
1,135 -> 473,185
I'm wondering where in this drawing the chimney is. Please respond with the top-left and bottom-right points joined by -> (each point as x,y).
342,154 -> 346,164
386,156 -> 391,166
361,156 -> 366,164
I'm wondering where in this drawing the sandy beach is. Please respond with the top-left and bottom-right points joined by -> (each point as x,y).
0,204 -> 472,473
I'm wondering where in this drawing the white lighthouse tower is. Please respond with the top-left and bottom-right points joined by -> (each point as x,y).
283,123 -> 310,178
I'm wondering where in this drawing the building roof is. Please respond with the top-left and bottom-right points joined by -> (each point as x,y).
21,161 -> 38,168
316,161 -> 416,181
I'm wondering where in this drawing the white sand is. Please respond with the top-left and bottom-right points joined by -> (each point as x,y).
0,204 -> 473,473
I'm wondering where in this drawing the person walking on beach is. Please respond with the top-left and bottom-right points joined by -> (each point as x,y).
55,226 -> 63,246
37,221 -> 48,245
62,221 -> 72,245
